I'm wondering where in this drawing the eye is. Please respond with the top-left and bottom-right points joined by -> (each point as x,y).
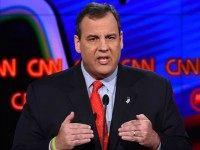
107,35 -> 116,40
110,36 -> 115,39
88,37 -> 96,42
87,36 -> 99,42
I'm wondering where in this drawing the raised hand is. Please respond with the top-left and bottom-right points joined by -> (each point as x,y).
118,114 -> 160,150
55,112 -> 94,150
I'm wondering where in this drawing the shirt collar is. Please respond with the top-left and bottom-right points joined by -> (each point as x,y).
81,61 -> 118,92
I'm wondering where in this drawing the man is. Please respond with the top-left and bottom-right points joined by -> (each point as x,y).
12,2 -> 191,150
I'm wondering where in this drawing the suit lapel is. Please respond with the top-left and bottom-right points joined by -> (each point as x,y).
108,65 -> 142,150
66,64 -> 101,149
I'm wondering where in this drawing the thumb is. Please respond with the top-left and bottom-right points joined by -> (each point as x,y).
64,111 -> 74,124
136,114 -> 148,120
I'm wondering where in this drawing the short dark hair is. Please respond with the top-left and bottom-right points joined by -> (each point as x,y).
76,2 -> 121,38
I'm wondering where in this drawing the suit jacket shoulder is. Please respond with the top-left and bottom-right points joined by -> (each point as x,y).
118,64 -> 167,85
29,64 -> 82,91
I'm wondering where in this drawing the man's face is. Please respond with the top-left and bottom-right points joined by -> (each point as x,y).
74,12 -> 123,79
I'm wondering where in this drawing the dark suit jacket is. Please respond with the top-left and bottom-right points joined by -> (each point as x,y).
12,64 -> 191,150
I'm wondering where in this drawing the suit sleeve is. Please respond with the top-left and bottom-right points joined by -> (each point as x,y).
158,79 -> 191,150
12,83 -> 50,150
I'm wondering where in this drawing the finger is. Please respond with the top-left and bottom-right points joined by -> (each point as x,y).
71,128 -> 93,135
118,125 -> 139,132
70,133 -> 94,141
72,139 -> 91,146
69,123 -> 91,129
121,135 -> 142,142
121,120 -> 140,127
63,112 -> 75,124
121,136 -> 134,141
119,131 -> 142,137
136,114 -> 149,120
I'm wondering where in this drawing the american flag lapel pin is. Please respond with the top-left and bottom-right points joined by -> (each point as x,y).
125,97 -> 131,104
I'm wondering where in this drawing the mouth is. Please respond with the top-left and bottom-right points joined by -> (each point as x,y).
97,56 -> 110,65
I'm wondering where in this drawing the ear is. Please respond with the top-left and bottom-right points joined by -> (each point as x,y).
120,31 -> 124,50
74,35 -> 81,53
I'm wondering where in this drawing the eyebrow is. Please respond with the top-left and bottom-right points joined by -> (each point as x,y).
86,33 -> 117,38
105,33 -> 117,37
86,34 -> 99,39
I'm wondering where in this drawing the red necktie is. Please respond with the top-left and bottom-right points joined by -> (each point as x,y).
90,81 -> 109,150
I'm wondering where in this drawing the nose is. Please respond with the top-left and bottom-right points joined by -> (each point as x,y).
98,38 -> 108,52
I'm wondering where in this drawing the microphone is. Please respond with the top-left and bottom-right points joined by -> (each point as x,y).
103,94 -> 109,106
102,94 -> 109,149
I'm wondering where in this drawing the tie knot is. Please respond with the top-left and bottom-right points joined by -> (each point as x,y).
92,80 -> 103,92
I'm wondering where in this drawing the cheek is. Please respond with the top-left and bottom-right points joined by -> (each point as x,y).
81,51 -> 96,66
81,44 -> 96,56
80,46 -> 91,56
112,49 -> 121,59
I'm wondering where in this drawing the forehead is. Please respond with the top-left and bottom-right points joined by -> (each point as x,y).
80,13 -> 119,36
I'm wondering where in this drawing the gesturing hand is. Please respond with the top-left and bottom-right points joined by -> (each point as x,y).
118,114 -> 160,150
55,112 -> 94,150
